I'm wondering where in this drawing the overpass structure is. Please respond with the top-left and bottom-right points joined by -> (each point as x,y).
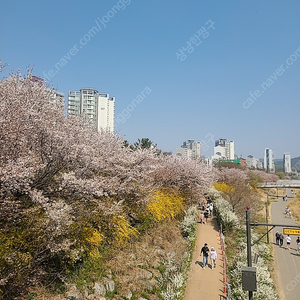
258,179 -> 300,188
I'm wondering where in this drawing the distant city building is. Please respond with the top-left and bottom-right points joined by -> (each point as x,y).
283,152 -> 292,173
202,156 -> 212,166
176,140 -> 201,159
68,88 -> 115,132
264,148 -> 275,173
212,138 -> 235,160
239,157 -> 246,168
246,155 -> 263,169
50,90 -> 65,106
31,76 -> 65,107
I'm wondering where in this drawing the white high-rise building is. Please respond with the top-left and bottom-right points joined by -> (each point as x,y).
176,140 -> 201,159
213,138 -> 235,160
50,90 -> 65,107
264,148 -> 275,173
283,153 -> 292,173
68,88 -> 115,132
246,155 -> 263,169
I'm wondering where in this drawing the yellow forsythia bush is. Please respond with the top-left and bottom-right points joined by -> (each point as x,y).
83,228 -> 104,258
213,182 -> 235,194
85,229 -> 103,246
147,190 -> 184,221
108,215 -> 138,247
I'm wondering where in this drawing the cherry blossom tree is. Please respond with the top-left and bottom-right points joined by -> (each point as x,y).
153,156 -> 215,203
0,69 -> 216,298
250,170 -> 278,183
215,168 -> 261,215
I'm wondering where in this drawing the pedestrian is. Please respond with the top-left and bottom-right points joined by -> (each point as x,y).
199,212 -> 204,224
201,202 -> 205,211
204,210 -> 209,223
296,237 -> 300,255
210,246 -> 217,269
286,235 -> 291,250
285,207 -> 291,218
279,233 -> 284,247
200,243 -> 210,269
209,203 -> 213,216
275,231 -> 280,245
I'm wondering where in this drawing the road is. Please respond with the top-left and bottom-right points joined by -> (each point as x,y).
271,188 -> 300,300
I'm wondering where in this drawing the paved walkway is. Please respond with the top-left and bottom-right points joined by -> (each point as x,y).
184,212 -> 225,300
271,188 -> 300,300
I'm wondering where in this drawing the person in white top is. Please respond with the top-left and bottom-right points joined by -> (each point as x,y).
286,235 -> 292,250
209,203 -> 213,216
210,246 -> 217,269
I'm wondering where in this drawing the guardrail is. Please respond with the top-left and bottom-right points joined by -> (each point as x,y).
220,229 -> 227,295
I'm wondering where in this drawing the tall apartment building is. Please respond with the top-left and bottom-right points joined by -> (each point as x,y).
283,152 -> 292,173
68,88 -> 115,132
176,140 -> 201,159
212,138 -> 235,160
264,148 -> 275,173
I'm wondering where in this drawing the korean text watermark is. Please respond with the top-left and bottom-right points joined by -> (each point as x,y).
116,87 -> 152,124
201,133 -> 215,152
176,20 -> 216,61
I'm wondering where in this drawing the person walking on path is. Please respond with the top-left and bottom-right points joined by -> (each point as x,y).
286,235 -> 291,250
296,237 -> 300,255
210,246 -> 217,270
285,207 -> 291,218
279,233 -> 284,247
200,243 -> 210,269
275,231 -> 280,245
199,212 -> 204,224
204,210 -> 209,224
209,203 -> 213,216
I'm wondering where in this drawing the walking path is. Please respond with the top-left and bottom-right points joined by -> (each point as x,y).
184,212 -> 225,300
271,188 -> 300,300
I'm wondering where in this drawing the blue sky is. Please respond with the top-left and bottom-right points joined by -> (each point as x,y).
1,0 -> 300,159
